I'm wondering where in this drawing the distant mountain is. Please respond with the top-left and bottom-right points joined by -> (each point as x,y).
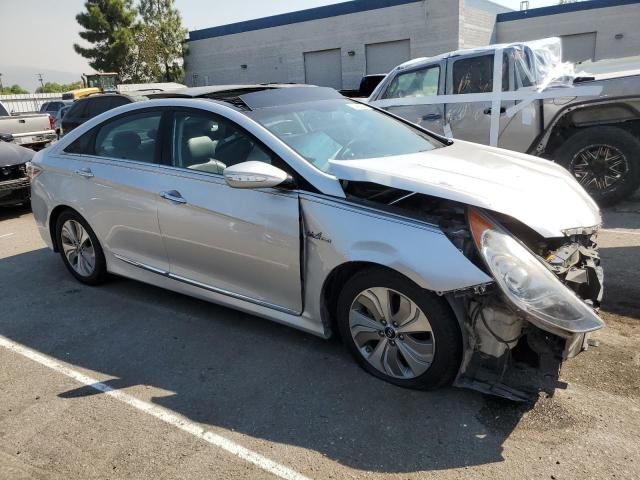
0,65 -> 85,93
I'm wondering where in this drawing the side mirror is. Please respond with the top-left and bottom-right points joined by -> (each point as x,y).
223,161 -> 293,189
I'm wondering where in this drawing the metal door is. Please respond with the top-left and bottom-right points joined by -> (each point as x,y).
304,49 -> 343,90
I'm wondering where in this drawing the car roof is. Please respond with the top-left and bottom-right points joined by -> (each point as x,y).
148,84 -> 341,111
78,93 -> 146,103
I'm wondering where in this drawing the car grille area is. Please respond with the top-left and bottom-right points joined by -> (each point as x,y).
0,163 -> 30,206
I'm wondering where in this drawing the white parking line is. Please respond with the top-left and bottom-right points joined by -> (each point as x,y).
0,335 -> 311,480
601,229 -> 640,236
0,233 -> 15,239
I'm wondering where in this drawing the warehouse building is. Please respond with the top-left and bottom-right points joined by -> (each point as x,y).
185,0 -> 640,90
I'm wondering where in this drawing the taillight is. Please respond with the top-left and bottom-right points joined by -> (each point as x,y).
26,162 -> 42,181
49,114 -> 56,130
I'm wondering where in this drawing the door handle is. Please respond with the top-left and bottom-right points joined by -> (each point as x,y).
160,190 -> 187,204
422,113 -> 442,121
483,107 -> 506,115
74,167 -> 94,178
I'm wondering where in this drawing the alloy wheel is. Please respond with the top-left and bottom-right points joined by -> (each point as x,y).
349,287 -> 435,379
571,144 -> 628,192
60,219 -> 96,277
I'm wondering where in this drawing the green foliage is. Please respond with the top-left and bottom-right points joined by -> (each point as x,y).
35,81 -> 84,94
74,0 -> 188,84
0,84 -> 30,95
74,0 -> 137,79
136,0 -> 189,82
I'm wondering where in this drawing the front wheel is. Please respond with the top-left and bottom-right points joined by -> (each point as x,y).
555,126 -> 640,206
336,268 -> 462,390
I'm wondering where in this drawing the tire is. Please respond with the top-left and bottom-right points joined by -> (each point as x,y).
55,210 -> 107,286
336,267 -> 462,390
554,126 -> 640,206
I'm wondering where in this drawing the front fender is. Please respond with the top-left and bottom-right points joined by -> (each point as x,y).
300,193 -> 491,295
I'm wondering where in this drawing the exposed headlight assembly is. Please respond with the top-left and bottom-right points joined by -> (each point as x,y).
468,208 -> 604,334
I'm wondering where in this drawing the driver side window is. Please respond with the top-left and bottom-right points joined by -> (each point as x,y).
171,111 -> 272,175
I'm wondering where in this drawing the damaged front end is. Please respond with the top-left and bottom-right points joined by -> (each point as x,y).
453,208 -> 604,401
344,182 -> 604,401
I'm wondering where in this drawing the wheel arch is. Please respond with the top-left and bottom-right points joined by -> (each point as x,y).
320,261 -> 463,340
539,99 -> 640,157
49,205 -> 83,252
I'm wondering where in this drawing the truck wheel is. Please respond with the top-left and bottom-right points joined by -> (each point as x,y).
555,126 -> 640,206
336,267 -> 462,390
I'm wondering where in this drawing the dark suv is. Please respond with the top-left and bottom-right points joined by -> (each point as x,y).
61,94 -> 144,135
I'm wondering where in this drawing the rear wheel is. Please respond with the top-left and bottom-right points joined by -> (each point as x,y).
55,210 -> 107,285
336,268 -> 462,390
555,126 -> 640,206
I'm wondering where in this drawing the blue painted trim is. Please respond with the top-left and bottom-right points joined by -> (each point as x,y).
497,0 -> 640,22
189,0 -> 422,41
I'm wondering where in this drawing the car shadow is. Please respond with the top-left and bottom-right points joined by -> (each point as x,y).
0,248 -> 533,474
0,203 -> 31,221
599,245 -> 640,319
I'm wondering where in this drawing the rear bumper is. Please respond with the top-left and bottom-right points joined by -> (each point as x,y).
0,177 -> 30,206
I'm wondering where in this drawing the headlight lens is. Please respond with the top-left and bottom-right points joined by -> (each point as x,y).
469,208 -> 604,334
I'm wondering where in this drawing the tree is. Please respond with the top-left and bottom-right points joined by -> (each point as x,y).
137,0 -> 188,82
0,84 -> 29,95
74,0 -> 137,78
35,81 -> 84,94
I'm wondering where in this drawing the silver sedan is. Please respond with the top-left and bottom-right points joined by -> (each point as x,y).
29,86 -> 604,400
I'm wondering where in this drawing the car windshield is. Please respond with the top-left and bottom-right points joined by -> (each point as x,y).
247,99 -> 443,173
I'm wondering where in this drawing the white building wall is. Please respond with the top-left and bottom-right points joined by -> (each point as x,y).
186,1 -> 462,90
496,3 -> 640,61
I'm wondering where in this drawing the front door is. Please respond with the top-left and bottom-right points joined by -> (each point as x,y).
155,109 -> 303,313
372,62 -> 445,135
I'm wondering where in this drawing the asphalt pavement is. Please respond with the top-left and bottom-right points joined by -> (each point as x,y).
0,203 -> 638,479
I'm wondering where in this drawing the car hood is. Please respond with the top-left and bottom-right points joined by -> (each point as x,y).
0,141 -> 35,167
330,140 -> 601,238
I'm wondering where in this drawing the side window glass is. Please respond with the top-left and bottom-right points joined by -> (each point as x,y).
172,111 -> 272,175
452,54 -> 508,94
94,112 -> 162,163
382,66 -> 440,99
64,130 -> 94,155
88,98 -> 111,117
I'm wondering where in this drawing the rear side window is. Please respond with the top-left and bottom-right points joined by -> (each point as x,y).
66,101 -> 88,119
382,66 -> 440,99
87,98 -> 114,117
0,103 -> 10,116
94,111 -> 162,163
452,54 -> 509,94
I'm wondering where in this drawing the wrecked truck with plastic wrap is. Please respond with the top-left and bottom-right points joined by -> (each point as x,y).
369,37 -> 640,206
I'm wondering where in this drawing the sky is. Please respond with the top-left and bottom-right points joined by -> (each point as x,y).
0,0 -> 562,91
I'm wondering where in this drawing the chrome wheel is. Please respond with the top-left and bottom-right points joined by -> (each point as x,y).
571,144 -> 628,191
60,219 -> 95,277
349,287 -> 435,379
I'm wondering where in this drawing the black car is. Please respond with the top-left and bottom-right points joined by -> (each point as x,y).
61,94 -> 144,135
0,141 -> 34,207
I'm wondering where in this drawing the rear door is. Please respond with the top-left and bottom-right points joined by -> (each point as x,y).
60,108 -> 169,271
376,62 -> 445,135
445,52 -> 505,145
155,108 -> 303,313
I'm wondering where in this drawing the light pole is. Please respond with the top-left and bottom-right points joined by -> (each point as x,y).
37,73 -> 45,91
0,73 -> 3,90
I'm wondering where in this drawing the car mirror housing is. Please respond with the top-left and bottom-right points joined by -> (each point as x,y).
223,161 -> 291,189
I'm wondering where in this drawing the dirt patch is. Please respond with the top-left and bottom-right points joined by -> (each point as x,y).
562,312 -> 640,399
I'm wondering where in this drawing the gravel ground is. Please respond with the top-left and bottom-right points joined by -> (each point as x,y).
0,203 -> 638,479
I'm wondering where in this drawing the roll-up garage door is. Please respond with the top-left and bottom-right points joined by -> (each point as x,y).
366,39 -> 411,75
561,32 -> 597,63
304,49 -> 343,89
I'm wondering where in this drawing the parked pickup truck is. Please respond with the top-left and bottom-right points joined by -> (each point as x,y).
0,100 -> 57,150
368,38 -> 640,205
